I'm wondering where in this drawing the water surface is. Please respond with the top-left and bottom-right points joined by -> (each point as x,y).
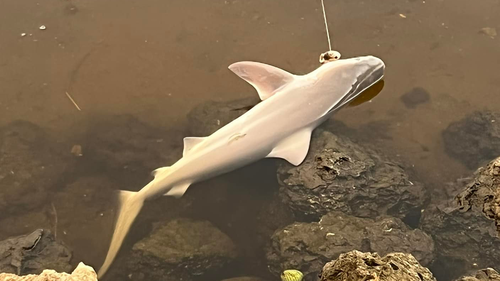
1,0 -> 500,280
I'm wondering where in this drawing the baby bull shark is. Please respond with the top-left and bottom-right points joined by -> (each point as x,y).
98,55 -> 385,277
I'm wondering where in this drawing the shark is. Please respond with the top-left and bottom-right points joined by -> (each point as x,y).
97,55 -> 385,277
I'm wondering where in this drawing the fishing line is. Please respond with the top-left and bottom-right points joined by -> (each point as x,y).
321,0 -> 332,51
319,0 -> 341,64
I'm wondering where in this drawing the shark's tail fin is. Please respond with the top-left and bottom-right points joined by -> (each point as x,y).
98,190 -> 144,278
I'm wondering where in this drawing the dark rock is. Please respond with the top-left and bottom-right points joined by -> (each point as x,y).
442,111 -> 500,169
0,120 -> 69,215
421,165 -> 500,279
421,203 -> 500,280
83,114 -> 182,186
186,97 -> 260,136
126,218 -> 237,281
266,212 -> 434,280
254,194 -> 295,246
0,229 -> 72,275
0,212 -> 52,240
277,130 -> 427,222
319,250 -> 436,281
52,176 -> 119,263
456,156 -> 500,235
221,278 -> 267,281
400,87 -> 431,109
455,268 -> 500,281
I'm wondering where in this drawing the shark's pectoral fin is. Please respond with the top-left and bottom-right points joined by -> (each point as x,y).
228,61 -> 295,100
267,129 -> 312,166
183,137 -> 205,157
163,182 -> 191,198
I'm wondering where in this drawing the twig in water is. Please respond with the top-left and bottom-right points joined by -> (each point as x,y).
50,202 -> 58,239
65,92 -> 82,111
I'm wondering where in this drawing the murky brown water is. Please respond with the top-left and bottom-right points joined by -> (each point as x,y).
1,0 -> 500,280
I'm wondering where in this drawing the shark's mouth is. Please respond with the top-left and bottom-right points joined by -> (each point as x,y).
327,61 -> 385,114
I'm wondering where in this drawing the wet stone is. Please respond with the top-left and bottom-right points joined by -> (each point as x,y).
266,212 -> 434,280
83,114 -> 181,186
0,121 -> 70,215
400,87 -> 431,109
442,110 -> 500,169
221,278 -> 267,281
455,268 -> 500,281
0,229 -> 72,275
126,218 -> 238,281
0,262 -> 97,281
456,156 -> 500,235
186,97 -> 260,136
319,250 -> 436,281
277,130 -> 427,222
52,176 -> 118,261
421,159 -> 500,279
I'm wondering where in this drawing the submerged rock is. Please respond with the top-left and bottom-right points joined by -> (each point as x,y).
455,268 -> 500,281
400,87 -> 431,109
319,250 -> 436,281
0,262 -> 97,281
127,218 -> 237,281
83,114 -> 181,186
266,212 -> 434,280
421,203 -> 500,279
277,130 -> 427,222
186,97 -> 259,136
0,229 -> 72,275
421,157 -> 500,278
456,156 -> 500,235
0,121 -> 69,215
442,111 -> 500,169
52,176 -> 118,262
222,277 -> 264,281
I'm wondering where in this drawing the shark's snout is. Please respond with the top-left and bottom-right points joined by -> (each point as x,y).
357,56 -> 385,88
324,55 -> 386,113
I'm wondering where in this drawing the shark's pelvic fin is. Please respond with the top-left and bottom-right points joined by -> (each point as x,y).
267,129 -> 312,166
183,137 -> 205,157
163,182 -> 191,198
228,61 -> 295,100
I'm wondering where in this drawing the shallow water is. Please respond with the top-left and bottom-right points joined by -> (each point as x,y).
1,0 -> 500,280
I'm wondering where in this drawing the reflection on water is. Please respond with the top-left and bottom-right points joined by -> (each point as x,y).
0,0 -> 500,280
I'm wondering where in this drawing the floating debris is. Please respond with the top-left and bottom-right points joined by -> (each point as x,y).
20,33 -> 26,37
39,25 -> 47,30
71,145 -> 83,157
480,27 -> 497,39
399,13 -> 407,19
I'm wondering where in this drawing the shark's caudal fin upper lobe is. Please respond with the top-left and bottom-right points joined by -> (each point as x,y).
98,190 -> 144,278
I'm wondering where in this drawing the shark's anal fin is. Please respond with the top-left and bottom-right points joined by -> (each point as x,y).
228,61 -> 295,100
151,167 -> 170,177
163,182 -> 191,198
183,137 -> 205,157
266,129 -> 312,166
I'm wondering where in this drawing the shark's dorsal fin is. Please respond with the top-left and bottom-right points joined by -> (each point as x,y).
228,61 -> 295,100
266,129 -> 312,166
183,137 -> 205,157
163,182 -> 191,198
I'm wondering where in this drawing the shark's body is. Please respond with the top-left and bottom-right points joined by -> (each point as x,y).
98,56 -> 385,277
